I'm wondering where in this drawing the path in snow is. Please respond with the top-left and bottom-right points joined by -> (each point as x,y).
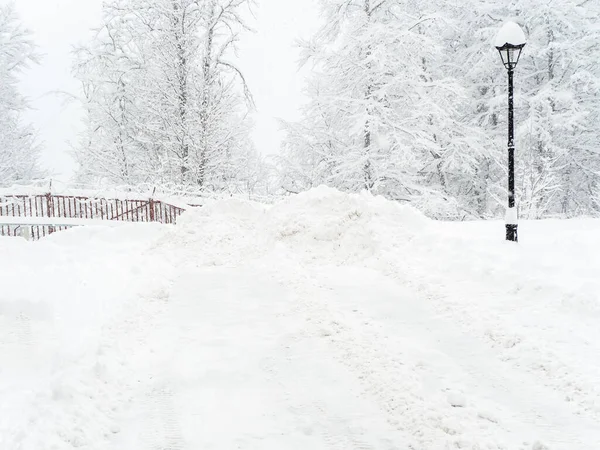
111,261 -> 600,450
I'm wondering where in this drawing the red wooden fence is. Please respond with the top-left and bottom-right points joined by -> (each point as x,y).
0,194 -> 186,240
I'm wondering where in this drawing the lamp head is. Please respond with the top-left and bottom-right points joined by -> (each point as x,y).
495,22 -> 527,70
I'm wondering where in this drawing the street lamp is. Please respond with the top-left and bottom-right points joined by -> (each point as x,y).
495,21 -> 526,242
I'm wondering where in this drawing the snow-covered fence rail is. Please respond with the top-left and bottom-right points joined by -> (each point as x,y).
0,193 -> 185,240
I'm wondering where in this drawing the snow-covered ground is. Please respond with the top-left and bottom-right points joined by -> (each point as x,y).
1,187 -> 599,450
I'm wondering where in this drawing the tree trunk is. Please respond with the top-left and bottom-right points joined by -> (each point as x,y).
198,4 -> 214,188
173,0 -> 190,182
363,0 -> 374,191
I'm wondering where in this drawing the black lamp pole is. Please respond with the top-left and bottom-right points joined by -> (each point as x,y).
496,23 -> 525,242
506,66 -> 517,242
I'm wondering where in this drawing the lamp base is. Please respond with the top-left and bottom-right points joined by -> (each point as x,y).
506,224 -> 518,242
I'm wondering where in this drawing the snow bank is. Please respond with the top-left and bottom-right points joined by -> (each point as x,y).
171,186 -> 428,266
266,186 -> 428,263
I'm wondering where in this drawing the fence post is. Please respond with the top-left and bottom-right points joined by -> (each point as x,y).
149,199 -> 155,222
46,193 -> 55,235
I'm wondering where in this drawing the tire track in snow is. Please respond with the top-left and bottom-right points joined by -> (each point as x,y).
259,331 -> 398,450
128,294 -> 185,450
272,265 -> 544,450
99,281 -> 186,450
410,290 -> 600,449
0,305 -> 37,362
140,383 -> 184,450
380,229 -> 600,424
166,267 -> 378,450
300,266 -> 600,450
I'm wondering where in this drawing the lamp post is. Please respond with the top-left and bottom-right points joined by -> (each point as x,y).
495,22 -> 526,242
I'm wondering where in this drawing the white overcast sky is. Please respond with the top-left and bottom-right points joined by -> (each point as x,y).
14,0 -> 320,181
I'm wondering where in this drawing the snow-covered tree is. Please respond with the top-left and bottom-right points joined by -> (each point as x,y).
454,0 -> 600,218
73,1 -> 143,185
0,2 -> 42,185
278,0 -> 488,219
281,0 -> 600,219
515,0 -> 600,218
74,0 -> 261,192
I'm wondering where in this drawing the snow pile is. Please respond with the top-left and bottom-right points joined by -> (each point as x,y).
160,198 -> 270,267
1,187 -> 599,449
268,186 -> 428,264
166,186 -> 428,266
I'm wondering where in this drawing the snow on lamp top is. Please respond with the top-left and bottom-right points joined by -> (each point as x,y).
495,22 -> 526,70
495,21 -> 526,48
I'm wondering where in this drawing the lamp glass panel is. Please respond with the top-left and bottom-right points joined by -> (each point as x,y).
508,48 -> 516,65
514,47 -> 523,65
499,48 -> 508,66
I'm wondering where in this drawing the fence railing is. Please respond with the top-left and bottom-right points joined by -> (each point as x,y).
0,194 -> 186,240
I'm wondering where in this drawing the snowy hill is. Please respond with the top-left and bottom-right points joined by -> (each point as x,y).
1,187 -> 599,449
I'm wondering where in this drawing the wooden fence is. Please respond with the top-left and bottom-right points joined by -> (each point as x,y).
0,194 -> 186,240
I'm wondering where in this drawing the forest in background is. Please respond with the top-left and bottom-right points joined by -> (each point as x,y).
1,0 -> 600,219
